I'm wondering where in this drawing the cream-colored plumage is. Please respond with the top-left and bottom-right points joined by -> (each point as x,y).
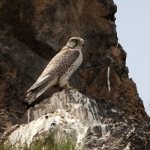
25,37 -> 84,104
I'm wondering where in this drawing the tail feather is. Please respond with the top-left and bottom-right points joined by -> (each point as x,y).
25,84 -> 49,105
25,77 -> 58,105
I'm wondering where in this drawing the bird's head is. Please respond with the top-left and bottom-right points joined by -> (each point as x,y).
66,37 -> 84,49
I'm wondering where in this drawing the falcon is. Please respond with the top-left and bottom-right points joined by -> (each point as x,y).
25,37 -> 84,104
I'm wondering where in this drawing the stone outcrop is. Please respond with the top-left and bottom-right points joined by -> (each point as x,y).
0,0 -> 150,149
8,90 -> 100,148
6,90 -> 150,149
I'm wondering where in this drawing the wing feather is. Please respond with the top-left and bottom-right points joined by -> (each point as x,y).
38,48 -> 80,78
27,75 -> 51,93
25,48 -> 80,104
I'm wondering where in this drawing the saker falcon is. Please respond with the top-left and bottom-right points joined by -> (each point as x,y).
25,37 -> 84,104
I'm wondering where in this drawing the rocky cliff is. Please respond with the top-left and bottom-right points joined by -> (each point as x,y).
0,0 -> 150,149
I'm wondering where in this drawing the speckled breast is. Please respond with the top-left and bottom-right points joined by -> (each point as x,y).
60,50 -> 83,86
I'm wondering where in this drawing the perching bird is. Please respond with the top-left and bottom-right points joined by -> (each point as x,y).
25,37 -> 84,104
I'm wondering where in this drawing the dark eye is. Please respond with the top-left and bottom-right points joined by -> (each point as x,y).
71,39 -> 78,43
71,39 -> 78,46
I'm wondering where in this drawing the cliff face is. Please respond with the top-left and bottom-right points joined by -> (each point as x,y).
0,0 -> 150,149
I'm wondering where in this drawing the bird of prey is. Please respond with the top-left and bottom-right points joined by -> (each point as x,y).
25,37 -> 84,104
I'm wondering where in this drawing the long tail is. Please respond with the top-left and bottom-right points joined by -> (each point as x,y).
25,77 -> 58,105
25,83 -> 50,105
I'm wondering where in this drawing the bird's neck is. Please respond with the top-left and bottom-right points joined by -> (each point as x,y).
61,45 -> 82,51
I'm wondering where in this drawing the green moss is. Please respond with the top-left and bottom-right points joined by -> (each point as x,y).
0,143 -> 5,150
30,136 -> 75,150
0,133 -> 76,150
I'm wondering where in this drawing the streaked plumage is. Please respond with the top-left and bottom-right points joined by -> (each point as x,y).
25,37 -> 84,104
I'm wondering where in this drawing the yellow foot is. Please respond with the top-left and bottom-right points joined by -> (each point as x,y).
59,82 -> 79,91
64,83 -> 80,91
64,82 -> 72,89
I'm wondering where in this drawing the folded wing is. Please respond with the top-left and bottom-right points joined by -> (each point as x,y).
25,48 -> 80,104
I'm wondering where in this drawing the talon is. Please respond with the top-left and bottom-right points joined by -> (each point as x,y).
64,82 -> 72,89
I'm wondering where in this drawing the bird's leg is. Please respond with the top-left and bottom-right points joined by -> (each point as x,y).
59,81 -> 73,91
64,82 -> 72,89
64,82 -> 81,92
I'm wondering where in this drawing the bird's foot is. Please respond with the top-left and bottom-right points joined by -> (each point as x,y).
59,82 -> 73,91
74,88 -> 80,91
64,82 -> 72,90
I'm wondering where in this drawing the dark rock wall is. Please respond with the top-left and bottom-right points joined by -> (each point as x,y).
0,31 -> 46,137
0,0 -> 149,145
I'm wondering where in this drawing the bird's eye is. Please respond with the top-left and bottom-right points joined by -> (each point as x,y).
71,39 -> 78,44
68,39 -> 79,48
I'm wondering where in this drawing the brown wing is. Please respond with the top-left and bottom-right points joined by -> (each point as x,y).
27,48 -> 80,93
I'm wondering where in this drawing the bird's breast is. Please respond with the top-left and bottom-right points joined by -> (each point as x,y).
68,50 -> 83,75
60,50 -> 83,82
